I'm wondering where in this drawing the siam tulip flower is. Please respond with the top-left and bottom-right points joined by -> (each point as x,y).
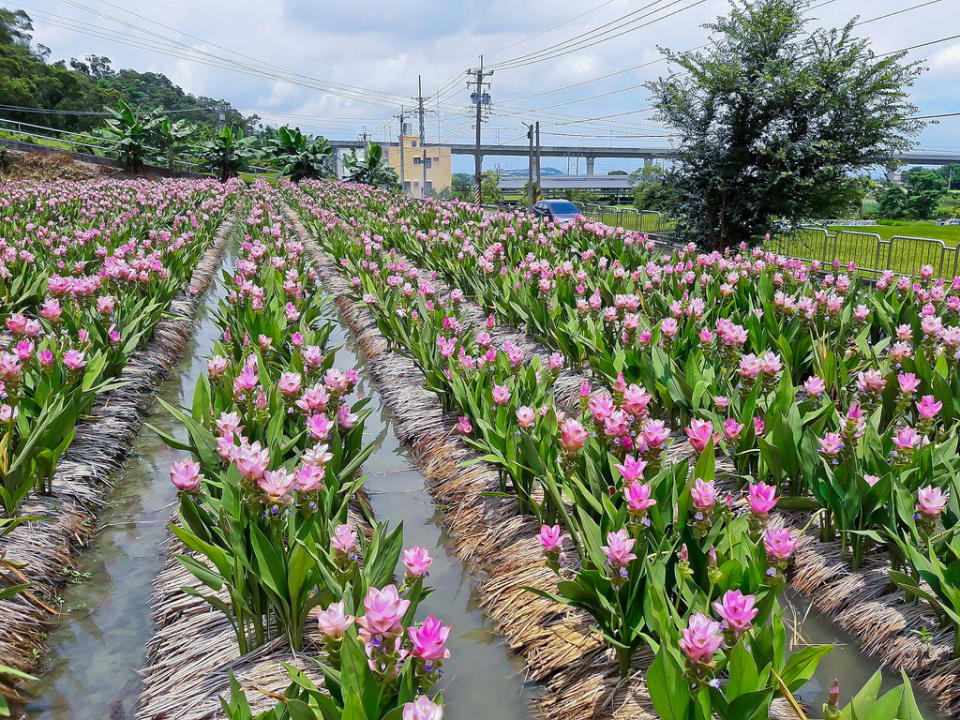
402,546 -> 433,578
748,481 -> 778,517
537,524 -> 563,555
753,416 -> 765,437
457,416 -> 473,434
491,384 -> 511,405
587,392 -> 615,422
331,523 -> 359,563
712,589 -> 757,635
169,458 -> 202,492
234,440 -> 270,481
315,600 -> 353,641
602,529 -> 637,581
679,612 -> 724,666
408,615 -> 451,663
306,413 -> 334,440
764,528 -> 797,564
898,372 -> 921,396
804,375 -> 826,397
0,404 -> 18,423
63,349 -> 86,372
338,404 -> 358,429
39,299 -> 63,323
818,432 -> 844,459
714,395 -> 729,409
278,371 -> 302,397
722,418 -> 744,442
403,696 -> 443,720
621,384 -> 652,418
615,454 -> 647,483
357,584 -> 411,638
685,418 -> 717,454
624,481 -> 656,518
215,411 -> 244,438
558,418 -> 589,453
294,463 -> 325,492
863,474 -> 881,487
916,485 -> 948,518
258,469 -> 295,503
302,444 -> 334,469
516,405 -> 536,429
207,355 -> 228,379
916,395 -> 942,420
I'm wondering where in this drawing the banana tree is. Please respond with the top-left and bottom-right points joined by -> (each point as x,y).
148,110 -> 195,171
343,141 -> 399,190
268,126 -> 333,181
102,98 -> 154,173
198,124 -> 255,182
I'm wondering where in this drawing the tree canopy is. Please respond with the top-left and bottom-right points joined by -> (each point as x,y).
647,0 -> 924,248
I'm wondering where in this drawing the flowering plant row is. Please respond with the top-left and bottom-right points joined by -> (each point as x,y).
287,180 -> 930,718
292,180 -> 960,657
0,178 -> 241,517
163,183 -> 446,719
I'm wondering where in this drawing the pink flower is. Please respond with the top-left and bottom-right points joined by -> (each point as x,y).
537,524 -> 563,554
491,384 -> 511,405
587,392 -> 615,422
516,406 -> 536,429
614,454 -> 647,483
898,373 -> 921,395
621,384 -> 652,417
763,528 -> 797,561
722,418 -> 744,442
169,458 -> 202,492
332,524 -> 358,555
207,355 -> 228,379
294,463 -> 325,492
63,349 -> 86,372
316,600 -> 353,640
685,418 -> 716,453
624,481 -> 657,515
559,418 -> 589,453
804,376 -> 826,397
818,432 -> 844,458
338,404 -> 358,429
402,546 -> 433,577
916,395 -> 942,420
916,486 -> 948,518
457,416 -> 473,434
306,413 -> 334,440
855,369 -> 886,395
690,477 -> 718,511
357,584 -> 410,637
258,469 -> 294,500
679,612 -> 723,664
279,371 -> 302,397
747,481 -> 778,516
234,441 -> 270,480
892,427 -> 921,452
408,615 -> 451,662
601,529 -> 636,568
712,590 -> 757,633
863,474 -> 880,487
403,696 -> 443,720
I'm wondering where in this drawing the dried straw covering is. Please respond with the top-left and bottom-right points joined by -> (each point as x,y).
0,212 -> 235,705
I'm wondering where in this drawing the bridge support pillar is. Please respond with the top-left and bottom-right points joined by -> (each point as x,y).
585,156 -> 595,175
643,157 -> 652,168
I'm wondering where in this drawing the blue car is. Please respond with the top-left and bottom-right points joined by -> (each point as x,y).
533,199 -> 580,224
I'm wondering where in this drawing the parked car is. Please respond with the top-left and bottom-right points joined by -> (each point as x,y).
533,199 -> 580,224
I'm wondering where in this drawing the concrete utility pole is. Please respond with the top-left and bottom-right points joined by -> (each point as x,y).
525,122 -> 535,210
417,75 -> 427,198
467,57 -> 493,206
395,107 -> 406,193
535,121 -> 541,200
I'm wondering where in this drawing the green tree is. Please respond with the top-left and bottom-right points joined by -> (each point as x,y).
267,126 -> 334,182
102,98 -> 155,172
198,124 -> 254,182
877,168 -> 947,220
646,0 -> 924,249
480,169 -> 501,204
343,141 -> 399,190
934,164 -> 960,191
450,173 -> 473,201
628,165 -> 675,212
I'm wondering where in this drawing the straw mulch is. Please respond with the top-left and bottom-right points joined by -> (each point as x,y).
0,214 -> 235,705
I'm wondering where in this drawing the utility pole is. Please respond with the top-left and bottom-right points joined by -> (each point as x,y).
395,106 -> 406,194
417,75 -> 427,199
467,57 -> 493,206
535,121 -> 541,201
525,122 -> 535,211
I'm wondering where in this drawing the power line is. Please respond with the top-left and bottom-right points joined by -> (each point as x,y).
487,0 -> 624,55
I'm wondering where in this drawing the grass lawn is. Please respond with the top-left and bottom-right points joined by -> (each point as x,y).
830,222 -> 960,246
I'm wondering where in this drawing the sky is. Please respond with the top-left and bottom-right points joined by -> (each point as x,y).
13,0 -> 960,174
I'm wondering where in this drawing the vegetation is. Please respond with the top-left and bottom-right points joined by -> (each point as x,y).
647,0 -> 924,249
265,126 -> 334,182
342,141 -> 399,190
197,124 -> 255,182
877,168 -> 949,220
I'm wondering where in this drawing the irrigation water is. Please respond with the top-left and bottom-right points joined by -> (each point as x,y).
325,316 -> 537,720
23,248 -> 236,720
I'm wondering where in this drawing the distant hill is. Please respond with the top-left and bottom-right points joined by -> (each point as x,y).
500,166 -> 564,177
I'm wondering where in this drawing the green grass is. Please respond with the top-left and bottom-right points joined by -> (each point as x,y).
830,222 -> 960,246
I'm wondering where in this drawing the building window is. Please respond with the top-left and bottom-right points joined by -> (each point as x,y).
425,181 -> 433,193
410,140 -> 418,147
403,181 -> 411,191
425,158 -> 432,169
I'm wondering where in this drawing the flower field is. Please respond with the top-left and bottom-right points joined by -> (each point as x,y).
3,176 -> 960,720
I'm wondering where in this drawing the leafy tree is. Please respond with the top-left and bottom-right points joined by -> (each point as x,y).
198,123 -> 255,182
877,168 -> 947,220
628,165 -> 676,212
646,0 -> 924,248
102,98 -> 154,172
934,164 -> 960,191
450,173 -> 473,201
343,141 -> 399,190
480,169 -> 501,204
267,126 -> 334,182
607,169 -> 628,176
146,108 -> 195,170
